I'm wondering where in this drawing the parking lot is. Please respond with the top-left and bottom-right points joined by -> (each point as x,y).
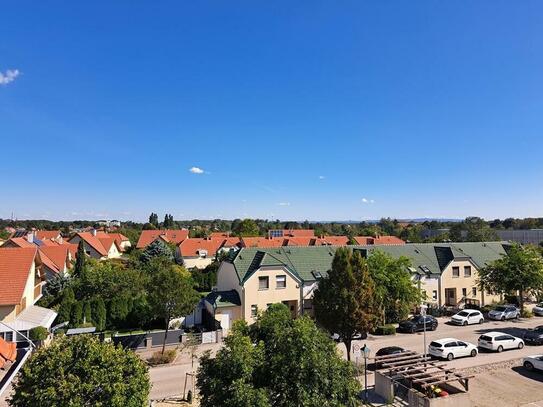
344,315 -> 543,382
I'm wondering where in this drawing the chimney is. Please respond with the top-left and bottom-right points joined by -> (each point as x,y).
27,232 -> 34,243
91,229 -> 97,237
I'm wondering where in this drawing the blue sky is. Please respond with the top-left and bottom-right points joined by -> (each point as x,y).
1,1 -> 542,222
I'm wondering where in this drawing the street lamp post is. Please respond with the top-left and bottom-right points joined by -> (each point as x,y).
361,344 -> 371,401
420,304 -> 428,357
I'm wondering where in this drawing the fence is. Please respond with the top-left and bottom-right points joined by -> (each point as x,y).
111,329 -> 221,350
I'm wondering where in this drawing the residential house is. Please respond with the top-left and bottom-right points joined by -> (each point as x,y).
69,230 -> 121,260
177,236 -> 242,269
353,235 -> 406,245
267,229 -> 315,238
95,231 -> 131,252
136,229 -> 189,249
35,230 -> 62,242
0,248 -> 57,343
204,242 -> 507,329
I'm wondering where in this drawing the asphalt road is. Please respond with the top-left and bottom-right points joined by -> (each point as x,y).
149,316 -> 543,400
346,315 -> 543,386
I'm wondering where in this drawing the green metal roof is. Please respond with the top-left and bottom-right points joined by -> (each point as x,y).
228,242 -> 509,284
205,290 -> 242,308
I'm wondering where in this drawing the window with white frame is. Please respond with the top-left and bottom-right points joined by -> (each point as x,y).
251,305 -> 258,317
258,276 -> 269,290
276,275 -> 286,289
432,290 -> 438,301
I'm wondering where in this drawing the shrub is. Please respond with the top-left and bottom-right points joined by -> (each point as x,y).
148,349 -> 177,365
374,324 -> 396,335
29,326 -> 49,341
521,309 -> 533,318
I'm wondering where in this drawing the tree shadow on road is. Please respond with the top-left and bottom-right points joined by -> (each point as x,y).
511,366 -> 543,383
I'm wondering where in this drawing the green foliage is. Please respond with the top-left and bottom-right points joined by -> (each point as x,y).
55,286 -> 75,325
29,326 -> 49,341
521,309 -> 533,318
83,301 -> 92,324
373,324 -> 396,335
313,247 -> 379,361
479,244 -> 543,310
232,218 -> 260,237
10,335 -> 150,407
91,298 -> 107,331
147,264 -> 199,353
148,212 -> 159,228
70,302 -> 83,327
74,240 -> 86,278
367,250 -> 422,324
163,214 -> 174,228
40,273 -> 71,308
197,304 -> 360,407
140,239 -> 174,263
190,262 -> 219,292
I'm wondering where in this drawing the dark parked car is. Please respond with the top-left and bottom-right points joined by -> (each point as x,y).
330,332 -> 367,343
524,326 -> 543,346
398,315 -> 438,333
374,346 -> 406,369
375,346 -> 406,357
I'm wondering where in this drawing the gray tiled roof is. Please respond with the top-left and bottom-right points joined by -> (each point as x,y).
228,242 -> 510,284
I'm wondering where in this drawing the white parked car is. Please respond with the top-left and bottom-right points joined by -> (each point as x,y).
478,331 -> 524,352
533,303 -> 543,317
428,338 -> 478,361
450,310 -> 484,326
523,355 -> 543,372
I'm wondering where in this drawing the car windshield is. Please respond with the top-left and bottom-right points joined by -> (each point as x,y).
410,316 -> 423,322
429,341 -> 442,348
494,306 -> 506,312
457,311 -> 469,317
479,335 -> 493,341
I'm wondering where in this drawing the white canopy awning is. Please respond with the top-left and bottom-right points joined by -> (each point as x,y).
0,305 -> 57,333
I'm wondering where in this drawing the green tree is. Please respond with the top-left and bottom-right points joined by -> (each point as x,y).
148,212 -> 159,228
232,218 -> 260,237
197,304 -> 360,407
55,286 -> 75,325
10,335 -> 150,407
367,250 -> 422,324
92,298 -> 107,331
478,244 -> 543,311
140,239 -> 174,263
74,240 -> 86,278
83,301 -> 92,325
313,247 -> 379,361
70,302 -> 83,327
148,266 -> 199,354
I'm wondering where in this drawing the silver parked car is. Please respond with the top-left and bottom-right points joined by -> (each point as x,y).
533,303 -> 543,317
488,305 -> 520,321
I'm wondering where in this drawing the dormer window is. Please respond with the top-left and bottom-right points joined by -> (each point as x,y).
198,249 -> 208,258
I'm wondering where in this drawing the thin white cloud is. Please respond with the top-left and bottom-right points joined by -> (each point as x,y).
277,202 -> 291,206
189,166 -> 205,174
0,69 -> 20,85
362,198 -> 375,204
318,175 -> 325,180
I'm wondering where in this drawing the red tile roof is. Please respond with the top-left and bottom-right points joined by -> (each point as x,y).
35,230 -> 61,240
38,246 -> 71,272
0,337 -> 16,368
210,232 -> 231,239
353,236 -> 405,245
241,237 -> 285,248
4,237 -> 35,248
37,250 -> 60,274
0,247 -> 37,306
317,236 -> 350,246
223,237 -> 241,247
70,232 -> 109,256
178,238 -> 226,258
136,230 -> 189,249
